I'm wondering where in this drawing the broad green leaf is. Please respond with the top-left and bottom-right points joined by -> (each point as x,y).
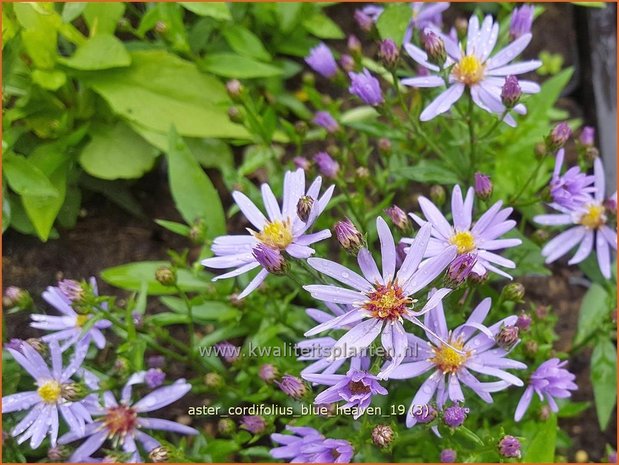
62,3 -> 86,23
31,69 -> 67,90
59,34 -> 130,70
3,155 -> 59,197
21,28 -> 57,69
574,283 -> 610,345
2,184 -> 11,233
223,25 -> 271,61
160,297 -> 240,322
83,3 -> 126,35
502,229 -> 551,277
396,159 -> 460,185
79,122 -> 158,180
179,2 -> 231,20
341,106 -> 379,124
524,413 -> 557,462
376,3 -> 411,47
101,261 -> 211,295
155,219 -> 191,236
591,338 -> 617,430
166,128 -> 225,236
276,3 -> 304,33
82,50 -> 249,139
200,53 -> 283,79
302,12 -> 345,39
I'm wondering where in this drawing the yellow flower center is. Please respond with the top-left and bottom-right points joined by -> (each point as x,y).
430,337 -> 470,374
75,314 -> 89,327
452,55 -> 485,85
253,219 -> 293,250
37,380 -> 62,404
363,282 -> 412,321
580,204 -> 606,229
450,231 -> 476,254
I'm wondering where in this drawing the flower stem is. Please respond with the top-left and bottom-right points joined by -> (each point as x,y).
176,286 -> 195,355
510,151 -> 549,204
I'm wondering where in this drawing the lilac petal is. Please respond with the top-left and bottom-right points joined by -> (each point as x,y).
487,33 -> 532,70
481,238 -> 523,250
568,230 -> 594,265
330,319 -> 383,360
286,243 -> 315,259
472,82 -> 504,114
596,232 -> 611,279
49,405 -> 59,447
447,374 -> 464,402
515,386 -> 535,421
456,368 -> 493,403
418,196 -> 453,239
451,185 -> 474,231
302,373 -> 343,386
294,230 -> 331,246
232,191 -> 267,229
303,285 -> 366,305
397,223 -> 432,284
378,321 -> 408,379
478,19 -> 499,61
90,329 -> 106,349
600,225 -> 617,250
466,362 -> 524,386
122,434 -> 140,462
238,269 -> 269,299
14,343 -> 52,380
135,431 -> 161,453
533,214 -> 573,226
210,235 -> 256,255
403,43 -> 440,72
466,15 -> 480,56
61,341 -> 88,381
420,291 -> 450,340
69,431 -> 108,462
261,183 -> 282,221
59,404 -> 85,437
212,261 -> 260,281
306,308 -> 335,324
104,392 -> 118,408
202,253 -> 255,269
2,392 -> 39,413
376,217 -> 397,282
594,157 -> 605,202
405,371 -> 442,427
471,200 -> 503,235
401,76 -> 444,88
42,287 -> 75,316
304,310 -> 366,337
59,421 -> 102,445
478,250 -> 516,269
542,227 -> 586,263
404,247 -> 457,294
282,169 -> 305,218
487,60 -> 542,76
133,380 -> 191,413
30,315 -> 74,331
481,220 -> 517,240
357,249 -> 383,285
138,417 -> 198,435
454,297 -> 492,341
307,258 -> 372,292
420,83 -> 465,121
29,404 -> 53,448
388,361 -> 434,380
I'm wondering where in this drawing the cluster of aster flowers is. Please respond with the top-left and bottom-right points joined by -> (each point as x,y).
2,279 -> 197,461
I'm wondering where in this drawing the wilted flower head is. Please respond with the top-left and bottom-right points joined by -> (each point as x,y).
510,4 -> 535,40
385,205 -> 410,231
447,253 -> 477,285
314,152 -> 340,179
313,111 -> 339,133
371,424 -> 394,448
548,122 -> 572,151
498,435 -> 522,458
240,415 -> 266,434
349,69 -> 384,106
495,324 -> 520,350
305,43 -> 338,78
440,449 -> 457,463
270,426 -> 354,463
259,364 -> 278,382
276,375 -> 306,399
515,358 -> 577,421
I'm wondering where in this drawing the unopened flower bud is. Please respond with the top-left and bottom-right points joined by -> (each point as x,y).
228,106 -> 244,124
189,218 -> 208,244
532,228 -> 550,245
579,126 -> 595,147
385,205 -> 410,231
58,279 -> 86,303
259,363 -> 278,382
114,357 -> 130,375
25,338 -> 48,356
276,374 -> 306,399
516,312 -> 532,331
293,156 -> 311,171
347,35 -> 362,55
379,39 -> 400,69
455,18 -> 468,39
584,146 -> 599,163
371,424 -> 394,448
498,435 -> 522,459
145,368 -> 166,389
447,253 -> 477,285
524,340 -> 538,356
501,75 -> 522,109
430,185 -> 446,206
297,196 -> 315,222
313,111 -> 339,133
314,152 -> 339,179
154,21 -> 168,34
503,283 -> 525,302
149,446 -> 169,463
422,30 -> 446,66
253,244 -> 287,274
496,324 -> 520,350
155,266 -> 177,287
334,218 -> 365,254
539,404 -> 552,421
378,138 -> 392,154
48,446 -> 70,461
440,449 -> 457,463
302,71 -> 315,86
204,372 -> 224,390
117,18 -> 131,32
474,172 -> 493,200
354,9 -> 374,32
226,79 -> 243,101
535,142 -> 547,158
547,122 -> 571,152
356,166 -> 370,179
340,54 -> 355,73
215,340 -> 240,363
61,382 -> 88,402
604,197 -> 617,215
240,415 -> 266,434
443,405 -> 469,428
510,5 -> 534,40
218,418 -> 236,436
3,286 -> 32,309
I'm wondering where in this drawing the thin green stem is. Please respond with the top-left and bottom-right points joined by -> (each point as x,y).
176,287 -> 195,354
510,152 -> 548,204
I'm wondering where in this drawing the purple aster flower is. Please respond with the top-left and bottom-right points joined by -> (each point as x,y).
549,149 -> 596,209
240,415 -> 266,434
303,365 -> 388,419
2,341 -> 91,448
443,404 -> 469,427
440,449 -> 457,463
58,374 -> 197,462
349,69 -> 384,106
389,297 -> 526,427
501,75 -> 522,108
305,43 -> 338,79
144,368 -> 166,389
313,111 -> 340,133
402,15 -> 541,125
580,126 -> 595,147
498,435 -> 522,458
355,6 -> 382,31
259,363 -> 278,382
405,185 -> 522,279
215,341 -> 240,363
276,375 -> 306,399
270,426 -> 354,463
535,157 -> 617,278
202,169 -> 334,298
510,5 -> 535,40
514,358 -> 577,421
304,218 -> 457,379
5,338 -> 24,351
314,152 -> 340,179
30,278 -> 111,353
252,244 -> 287,274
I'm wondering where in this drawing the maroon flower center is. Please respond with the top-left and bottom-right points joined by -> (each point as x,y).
348,380 -> 371,395
363,282 -> 411,321
104,405 -> 138,437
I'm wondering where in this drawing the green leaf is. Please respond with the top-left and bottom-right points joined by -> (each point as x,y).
376,3 -> 411,47
62,3 -> 86,23
179,2 -> 231,20
101,261 -> 211,295
31,69 -> 67,91
166,128 -> 225,236
83,2 -> 126,35
160,297 -> 240,322
223,25 -> 271,61
3,155 -> 59,197
59,34 -> 130,70
302,12 -> 345,39
396,159 -> 460,185
276,3 -> 304,34
502,229 -> 551,277
574,283 -> 610,345
83,50 -> 249,139
79,122 -> 158,180
591,338 -> 617,430
524,413 -> 557,462
200,53 -> 283,79
2,184 -> 11,232
155,219 -> 191,236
